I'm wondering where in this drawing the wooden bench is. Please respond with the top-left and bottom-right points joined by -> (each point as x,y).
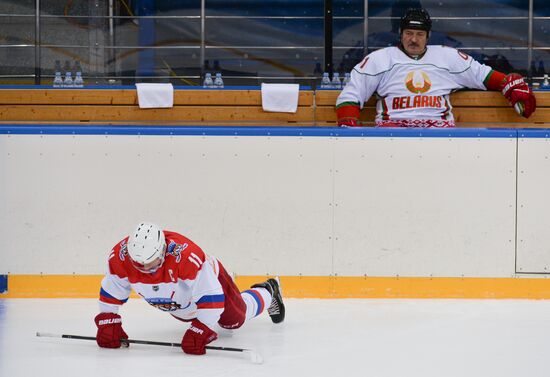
0,88 -> 315,125
315,90 -> 550,127
0,88 -> 549,127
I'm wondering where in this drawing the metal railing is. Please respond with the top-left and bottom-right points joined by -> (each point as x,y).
0,1 -> 548,85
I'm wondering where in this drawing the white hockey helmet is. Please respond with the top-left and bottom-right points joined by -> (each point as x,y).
127,222 -> 166,273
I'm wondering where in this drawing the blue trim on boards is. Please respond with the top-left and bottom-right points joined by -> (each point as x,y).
518,129 -> 550,138
0,275 -> 7,293
0,125 -> 534,138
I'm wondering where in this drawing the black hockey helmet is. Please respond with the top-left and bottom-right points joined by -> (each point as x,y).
399,8 -> 432,34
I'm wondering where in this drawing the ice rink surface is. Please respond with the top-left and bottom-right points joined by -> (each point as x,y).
1,298 -> 549,377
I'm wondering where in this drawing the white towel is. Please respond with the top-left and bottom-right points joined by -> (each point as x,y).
261,83 -> 300,113
135,83 -> 174,109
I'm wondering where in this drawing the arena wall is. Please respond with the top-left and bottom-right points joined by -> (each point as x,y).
1,126 -> 550,298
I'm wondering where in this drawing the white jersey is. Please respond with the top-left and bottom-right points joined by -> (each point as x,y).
336,45 -> 493,125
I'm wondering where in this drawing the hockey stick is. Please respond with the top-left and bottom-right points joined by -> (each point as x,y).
36,332 -> 263,364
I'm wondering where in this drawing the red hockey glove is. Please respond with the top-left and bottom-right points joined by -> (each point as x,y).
181,320 -> 218,355
338,118 -> 360,127
94,312 -> 129,349
336,103 -> 361,127
501,73 -> 536,118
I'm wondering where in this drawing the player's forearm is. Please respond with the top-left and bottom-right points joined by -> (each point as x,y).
98,275 -> 130,311
191,270 -> 225,326
335,101 -> 361,126
483,69 -> 507,91
98,300 -> 121,314
196,307 -> 224,329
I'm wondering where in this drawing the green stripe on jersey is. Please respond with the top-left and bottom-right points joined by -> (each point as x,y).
483,69 -> 495,87
336,101 -> 360,109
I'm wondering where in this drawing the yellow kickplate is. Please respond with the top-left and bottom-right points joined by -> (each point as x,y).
2,275 -> 550,299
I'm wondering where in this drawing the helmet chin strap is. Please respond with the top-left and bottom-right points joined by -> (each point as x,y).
145,254 -> 165,274
132,252 -> 166,274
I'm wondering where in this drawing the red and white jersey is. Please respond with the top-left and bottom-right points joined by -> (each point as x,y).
336,45 -> 493,125
99,231 -> 225,329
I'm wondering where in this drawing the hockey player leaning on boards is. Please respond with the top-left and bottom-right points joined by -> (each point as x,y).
336,8 -> 537,128
94,222 -> 285,355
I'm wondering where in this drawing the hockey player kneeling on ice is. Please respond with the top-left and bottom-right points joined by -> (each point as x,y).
336,8 -> 537,128
94,222 -> 285,355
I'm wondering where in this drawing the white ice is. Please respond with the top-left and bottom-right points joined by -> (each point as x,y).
1,298 -> 549,377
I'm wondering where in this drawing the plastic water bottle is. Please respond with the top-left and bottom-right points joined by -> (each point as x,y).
331,72 -> 342,89
203,73 -> 214,88
320,72 -> 331,89
73,72 -> 84,88
213,72 -> 224,88
62,60 -> 74,87
73,61 -> 84,88
343,72 -> 351,87
53,71 -> 63,87
541,74 -> 550,89
53,60 -> 63,87
63,72 -> 74,88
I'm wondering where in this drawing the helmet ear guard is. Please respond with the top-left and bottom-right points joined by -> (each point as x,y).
399,8 -> 432,36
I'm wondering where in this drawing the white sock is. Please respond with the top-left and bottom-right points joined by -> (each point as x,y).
241,287 -> 272,320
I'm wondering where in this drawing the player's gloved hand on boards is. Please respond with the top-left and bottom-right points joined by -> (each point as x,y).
181,320 -> 218,355
337,117 -> 361,127
336,103 -> 361,127
501,73 -> 536,118
94,312 -> 129,348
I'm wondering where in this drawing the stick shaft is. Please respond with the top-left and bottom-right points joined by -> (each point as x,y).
36,332 -> 248,353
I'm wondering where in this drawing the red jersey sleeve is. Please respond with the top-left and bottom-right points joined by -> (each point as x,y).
99,238 -> 132,311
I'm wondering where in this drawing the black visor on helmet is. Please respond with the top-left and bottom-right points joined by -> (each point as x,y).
400,8 -> 432,33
